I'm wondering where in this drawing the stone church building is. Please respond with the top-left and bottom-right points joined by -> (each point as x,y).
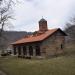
12,18 -> 67,58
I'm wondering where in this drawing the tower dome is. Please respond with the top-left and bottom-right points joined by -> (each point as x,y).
39,18 -> 48,32
39,18 -> 47,22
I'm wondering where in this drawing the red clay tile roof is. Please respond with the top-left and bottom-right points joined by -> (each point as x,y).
12,29 -> 59,45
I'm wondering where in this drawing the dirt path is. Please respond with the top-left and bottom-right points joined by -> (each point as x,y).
0,71 -> 6,75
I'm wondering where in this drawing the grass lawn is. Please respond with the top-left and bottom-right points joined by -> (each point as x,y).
0,48 -> 75,75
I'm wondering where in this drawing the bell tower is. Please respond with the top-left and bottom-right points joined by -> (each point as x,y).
39,18 -> 48,32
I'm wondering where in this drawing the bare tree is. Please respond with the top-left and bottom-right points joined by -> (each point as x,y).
0,0 -> 14,32
0,0 -> 16,53
66,17 -> 75,28
65,17 -> 75,44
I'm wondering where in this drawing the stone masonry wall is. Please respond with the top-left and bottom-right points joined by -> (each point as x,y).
40,31 -> 65,58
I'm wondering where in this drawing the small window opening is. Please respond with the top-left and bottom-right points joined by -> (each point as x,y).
35,45 -> 41,56
29,46 -> 33,56
61,44 -> 63,49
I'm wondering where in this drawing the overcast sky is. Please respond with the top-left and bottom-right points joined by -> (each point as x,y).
7,0 -> 75,32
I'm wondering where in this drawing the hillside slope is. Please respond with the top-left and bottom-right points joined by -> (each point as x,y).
0,31 -> 32,49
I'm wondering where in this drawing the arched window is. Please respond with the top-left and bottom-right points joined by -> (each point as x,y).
13,46 -> 16,55
29,46 -> 33,56
18,46 -> 21,55
35,45 -> 41,56
23,46 -> 27,55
